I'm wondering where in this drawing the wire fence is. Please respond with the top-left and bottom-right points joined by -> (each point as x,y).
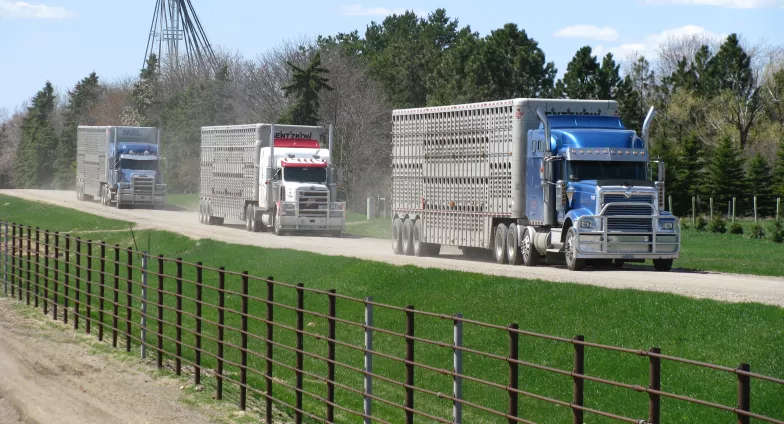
0,221 -> 782,424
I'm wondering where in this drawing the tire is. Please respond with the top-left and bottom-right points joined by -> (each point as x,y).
392,218 -> 404,254
245,205 -> 253,232
274,212 -> 284,236
522,228 -> 541,267
402,219 -> 415,256
199,201 -> 205,224
506,224 -> 522,265
412,219 -> 425,257
494,224 -> 508,264
564,227 -> 585,271
653,259 -> 673,272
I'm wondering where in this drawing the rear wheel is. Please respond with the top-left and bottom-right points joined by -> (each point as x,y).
402,219 -> 415,256
653,259 -> 673,272
564,227 -> 585,271
392,218 -> 404,254
522,229 -> 541,267
506,224 -> 522,265
413,219 -> 425,257
198,201 -> 204,224
494,224 -> 508,264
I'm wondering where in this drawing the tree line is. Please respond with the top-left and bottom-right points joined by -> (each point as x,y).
1,8 -> 783,216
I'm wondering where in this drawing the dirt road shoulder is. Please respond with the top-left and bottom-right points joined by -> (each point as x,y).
0,297 -> 234,424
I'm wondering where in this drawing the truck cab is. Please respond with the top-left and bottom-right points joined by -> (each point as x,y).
260,145 -> 345,236
527,110 -> 679,271
109,142 -> 166,209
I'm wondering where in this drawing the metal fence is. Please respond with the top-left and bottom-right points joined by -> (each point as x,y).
1,221 -> 782,424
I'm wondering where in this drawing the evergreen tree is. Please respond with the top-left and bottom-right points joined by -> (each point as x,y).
595,53 -> 621,99
55,72 -> 102,189
745,153 -> 774,217
479,23 -> 556,99
15,82 -> 58,188
556,46 -> 599,99
773,135 -> 784,198
281,52 -> 334,125
122,54 -> 162,126
705,135 -> 746,214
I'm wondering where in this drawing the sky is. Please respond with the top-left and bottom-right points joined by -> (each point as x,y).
1,0 -> 783,113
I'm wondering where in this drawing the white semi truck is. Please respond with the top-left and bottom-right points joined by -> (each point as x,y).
75,126 -> 167,209
390,98 -> 680,271
198,123 -> 346,236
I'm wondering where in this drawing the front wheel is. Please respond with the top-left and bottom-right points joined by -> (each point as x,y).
274,213 -> 284,236
653,259 -> 673,272
564,227 -> 585,271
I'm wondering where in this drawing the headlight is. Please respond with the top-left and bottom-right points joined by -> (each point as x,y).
283,203 -> 296,210
579,217 -> 601,230
658,219 -> 677,231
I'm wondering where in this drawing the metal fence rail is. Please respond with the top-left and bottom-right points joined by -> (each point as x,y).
0,221 -> 782,424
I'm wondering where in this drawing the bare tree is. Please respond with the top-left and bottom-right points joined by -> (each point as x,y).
319,49 -> 393,210
655,33 -> 721,80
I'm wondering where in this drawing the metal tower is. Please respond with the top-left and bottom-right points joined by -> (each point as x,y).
143,0 -> 216,72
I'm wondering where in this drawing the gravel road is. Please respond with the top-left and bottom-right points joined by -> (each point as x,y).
2,189 -> 783,307
0,297 -> 218,424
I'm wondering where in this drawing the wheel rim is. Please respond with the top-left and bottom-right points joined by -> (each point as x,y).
523,233 -> 532,262
413,223 -> 420,255
565,232 -> 575,265
495,228 -> 504,258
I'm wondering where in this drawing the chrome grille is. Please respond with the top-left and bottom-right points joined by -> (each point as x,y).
131,176 -> 155,195
603,194 -> 653,204
298,189 -> 329,216
604,203 -> 652,216
607,218 -> 653,232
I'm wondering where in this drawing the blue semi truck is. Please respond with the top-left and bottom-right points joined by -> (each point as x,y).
75,126 -> 167,209
390,98 -> 680,271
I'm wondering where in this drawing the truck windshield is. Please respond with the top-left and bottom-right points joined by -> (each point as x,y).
284,167 -> 327,183
120,159 -> 158,171
568,161 -> 645,181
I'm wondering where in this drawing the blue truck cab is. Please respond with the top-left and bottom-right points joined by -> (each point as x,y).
525,108 -> 679,271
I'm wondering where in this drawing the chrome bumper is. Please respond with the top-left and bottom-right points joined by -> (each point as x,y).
574,216 -> 680,260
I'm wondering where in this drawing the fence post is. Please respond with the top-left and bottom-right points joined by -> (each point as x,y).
453,313 -> 464,424
265,276 -> 274,424
64,236 -> 70,324
240,271 -> 249,411
737,363 -> 750,424
98,242 -> 105,341
648,347 -> 661,424
363,297 -> 373,424
405,305 -> 415,424
3,222 -> 8,296
53,233 -> 59,321
86,239 -> 92,335
753,196 -> 758,223
777,198 -> 780,221
195,262 -> 203,386
112,245 -> 120,348
126,248 -> 133,353
295,283 -> 305,424
216,267 -> 225,400
18,225 -> 23,303
733,197 -> 737,224
156,255 -> 164,369
43,231 -> 49,316
508,323 -> 519,424
74,237 -> 81,329
709,198 -> 713,221
34,227 -> 39,308
10,224 -> 15,299
692,197 -> 696,226
175,258 -> 183,376
327,289 -> 337,423
573,335 -> 585,424
141,252 -> 149,359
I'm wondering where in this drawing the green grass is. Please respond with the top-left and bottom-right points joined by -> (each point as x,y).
344,212 -> 389,239
0,194 -> 130,232
167,193 -> 200,210
1,196 -> 782,423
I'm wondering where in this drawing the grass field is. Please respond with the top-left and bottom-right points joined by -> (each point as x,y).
0,194 -> 782,423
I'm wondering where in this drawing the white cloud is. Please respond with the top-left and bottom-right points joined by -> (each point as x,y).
593,25 -> 724,59
0,0 -> 75,19
645,0 -> 780,8
340,4 -> 414,16
554,25 -> 620,42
